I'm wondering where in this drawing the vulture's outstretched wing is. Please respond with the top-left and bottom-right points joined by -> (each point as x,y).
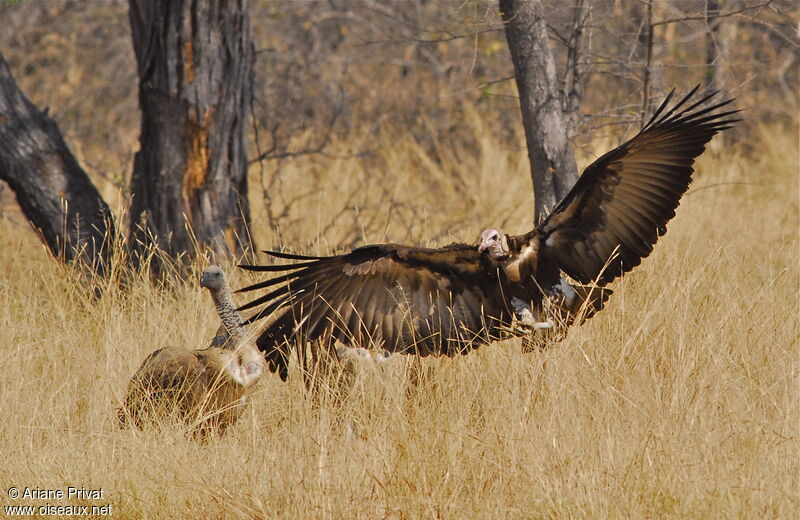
237,87 -> 738,381
237,245 -> 516,380
533,87 -> 739,285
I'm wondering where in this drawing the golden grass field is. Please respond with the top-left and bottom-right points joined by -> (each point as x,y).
0,114 -> 797,518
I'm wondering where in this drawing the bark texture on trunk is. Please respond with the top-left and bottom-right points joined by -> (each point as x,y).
129,0 -> 254,261
704,0 -> 726,90
499,0 -> 579,224
0,53 -> 113,271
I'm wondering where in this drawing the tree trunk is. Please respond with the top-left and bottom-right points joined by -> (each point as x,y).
640,0 -> 654,125
128,0 -> 254,263
499,0 -> 579,225
705,0 -> 726,91
0,53 -> 113,272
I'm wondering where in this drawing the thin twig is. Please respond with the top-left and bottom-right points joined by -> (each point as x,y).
651,0 -> 773,27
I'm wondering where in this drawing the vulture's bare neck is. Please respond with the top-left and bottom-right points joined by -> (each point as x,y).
211,282 -> 245,347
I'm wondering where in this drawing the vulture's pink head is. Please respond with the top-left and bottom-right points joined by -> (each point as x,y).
478,228 -> 510,259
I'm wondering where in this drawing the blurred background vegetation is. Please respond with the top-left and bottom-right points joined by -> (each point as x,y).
0,0 -> 796,252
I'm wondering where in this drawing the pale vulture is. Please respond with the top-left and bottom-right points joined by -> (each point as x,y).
119,266 -> 264,437
237,87 -> 738,381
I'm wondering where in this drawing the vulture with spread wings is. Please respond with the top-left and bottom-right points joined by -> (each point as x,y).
237,87 -> 738,381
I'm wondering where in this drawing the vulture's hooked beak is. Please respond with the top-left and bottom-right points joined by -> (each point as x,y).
478,228 -> 510,259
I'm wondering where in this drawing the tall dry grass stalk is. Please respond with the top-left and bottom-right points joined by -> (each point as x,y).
0,117 -> 797,519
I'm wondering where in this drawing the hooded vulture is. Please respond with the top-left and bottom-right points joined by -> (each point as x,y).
237,87 -> 739,381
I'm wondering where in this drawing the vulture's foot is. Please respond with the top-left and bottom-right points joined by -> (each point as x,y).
510,297 -> 554,332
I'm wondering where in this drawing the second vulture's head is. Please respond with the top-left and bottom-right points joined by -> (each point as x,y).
478,228 -> 510,260
200,265 -> 228,293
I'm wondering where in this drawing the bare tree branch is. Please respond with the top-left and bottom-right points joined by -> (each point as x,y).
651,0 -> 773,27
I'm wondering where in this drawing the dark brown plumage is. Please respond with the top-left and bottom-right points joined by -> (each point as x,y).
527,87 -> 737,285
238,87 -> 739,381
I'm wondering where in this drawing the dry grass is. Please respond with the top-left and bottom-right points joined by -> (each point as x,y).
0,117 -> 797,519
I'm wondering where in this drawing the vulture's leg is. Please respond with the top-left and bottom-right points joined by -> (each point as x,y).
511,297 -> 573,353
510,297 -> 554,331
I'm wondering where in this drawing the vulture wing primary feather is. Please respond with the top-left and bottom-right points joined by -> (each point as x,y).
237,244 -> 520,380
530,86 -> 739,285
238,87 -> 739,381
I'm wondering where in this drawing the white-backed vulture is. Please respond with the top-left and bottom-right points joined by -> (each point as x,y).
237,87 -> 739,381
119,266 -> 264,437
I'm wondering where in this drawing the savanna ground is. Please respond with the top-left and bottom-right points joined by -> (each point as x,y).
1,114 -> 797,518
1,2 -> 799,519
